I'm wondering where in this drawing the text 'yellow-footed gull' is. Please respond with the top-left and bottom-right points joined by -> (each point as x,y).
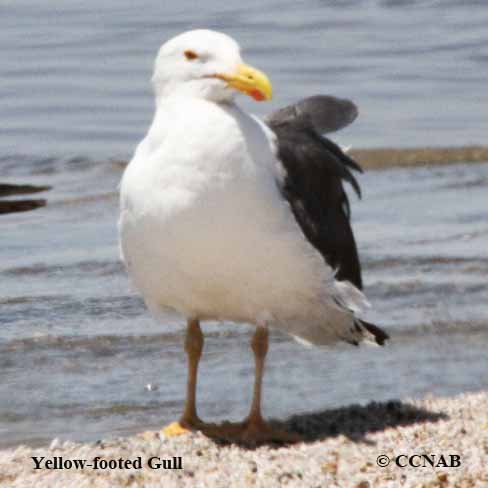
119,29 -> 388,444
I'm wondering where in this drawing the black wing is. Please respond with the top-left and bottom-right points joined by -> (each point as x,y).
266,95 -> 363,289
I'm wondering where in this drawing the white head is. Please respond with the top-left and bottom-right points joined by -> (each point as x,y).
152,29 -> 272,104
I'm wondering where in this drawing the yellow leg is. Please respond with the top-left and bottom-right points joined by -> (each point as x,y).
162,322 -> 299,444
163,318 -> 204,437
245,326 -> 268,429
240,326 -> 300,444
185,326 -> 272,443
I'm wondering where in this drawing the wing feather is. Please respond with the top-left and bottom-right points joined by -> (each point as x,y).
266,95 -> 363,289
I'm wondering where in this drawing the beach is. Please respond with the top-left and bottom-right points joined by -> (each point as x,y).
1,390 -> 486,487
2,0 -> 488,480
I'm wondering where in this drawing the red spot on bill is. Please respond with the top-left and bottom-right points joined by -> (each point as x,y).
249,89 -> 265,101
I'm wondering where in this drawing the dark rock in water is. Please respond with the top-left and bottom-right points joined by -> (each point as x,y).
0,182 -> 50,214
0,183 -> 51,197
0,199 -> 46,214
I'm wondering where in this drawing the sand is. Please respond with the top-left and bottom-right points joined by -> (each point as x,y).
1,391 -> 486,487
349,145 -> 488,169
109,145 -> 488,173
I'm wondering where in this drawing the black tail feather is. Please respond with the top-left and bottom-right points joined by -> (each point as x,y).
358,320 -> 390,346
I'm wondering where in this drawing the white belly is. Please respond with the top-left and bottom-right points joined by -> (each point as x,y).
120,165 -> 328,324
119,99 -> 333,325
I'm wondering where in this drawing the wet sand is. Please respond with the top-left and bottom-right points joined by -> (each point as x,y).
110,145 -> 488,172
350,146 -> 488,170
1,391 -> 486,487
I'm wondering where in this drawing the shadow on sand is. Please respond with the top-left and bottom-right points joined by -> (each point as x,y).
212,399 -> 448,448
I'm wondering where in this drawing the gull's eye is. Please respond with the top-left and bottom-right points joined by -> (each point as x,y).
184,50 -> 199,61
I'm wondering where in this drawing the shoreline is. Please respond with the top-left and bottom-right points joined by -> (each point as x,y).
1,146 -> 487,215
109,145 -> 488,172
2,390 -> 486,487
350,145 -> 488,169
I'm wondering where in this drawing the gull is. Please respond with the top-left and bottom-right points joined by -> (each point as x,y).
119,29 -> 388,444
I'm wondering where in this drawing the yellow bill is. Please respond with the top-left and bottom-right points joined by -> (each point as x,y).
215,63 -> 272,101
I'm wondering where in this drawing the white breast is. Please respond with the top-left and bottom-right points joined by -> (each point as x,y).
119,97 -> 348,334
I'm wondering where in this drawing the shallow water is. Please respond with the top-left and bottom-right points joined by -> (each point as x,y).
2,0 -> 488,158
1,0 -> 488,448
